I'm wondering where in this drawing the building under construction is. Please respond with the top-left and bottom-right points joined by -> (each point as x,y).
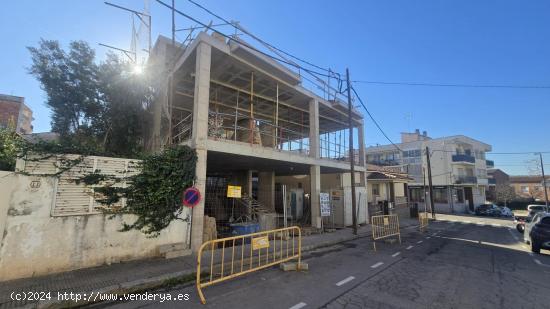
148,32 -> 368,251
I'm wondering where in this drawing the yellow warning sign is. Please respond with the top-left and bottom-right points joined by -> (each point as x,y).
227,185 -> 242,198
252,236 -> 270,250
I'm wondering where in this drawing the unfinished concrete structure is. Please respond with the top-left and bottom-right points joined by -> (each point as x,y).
149,33 -> 367,251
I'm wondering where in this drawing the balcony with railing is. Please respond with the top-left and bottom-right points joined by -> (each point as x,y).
366,159 -> 401,166
452,154 -> 476,164
454,176 -> 477,184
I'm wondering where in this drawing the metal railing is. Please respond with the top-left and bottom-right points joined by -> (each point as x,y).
196,226 -> 302,304
371,214 -> 401,251
454,175 -> 477,184
207,110 -> 310,155
452,154 -> 476,164
419,212 -> 430,232
172,114 -> 193,144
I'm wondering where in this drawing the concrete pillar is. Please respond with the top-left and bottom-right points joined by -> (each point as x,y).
246,170 -> 254,197
358,120 -> 365,166
310,165 -> 321,228
190,42 -> 211,253
258,171 -> 275,211
309,99 -> 319,158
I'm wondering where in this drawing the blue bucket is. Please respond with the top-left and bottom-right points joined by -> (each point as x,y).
230,222 -> 260,236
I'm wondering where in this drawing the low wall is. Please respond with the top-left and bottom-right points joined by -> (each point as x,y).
0,172 -> 189,281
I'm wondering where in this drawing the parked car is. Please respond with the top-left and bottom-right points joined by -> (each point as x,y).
524,212 -> 548,243
475,204 -> 508,217
514,205 -> 547,233
500,206 -> 513,217
527,204 -> 547,215
529,214 -> 550,254
475,204 -> 493,216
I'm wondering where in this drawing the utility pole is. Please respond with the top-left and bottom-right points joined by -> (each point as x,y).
426,146 -> 436,219
171,0 -> 176,46
346,68 -> 358,235
539,153 -> 549,212
422,167 -> 428,214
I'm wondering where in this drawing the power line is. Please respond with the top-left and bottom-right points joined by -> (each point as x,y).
185,0 -> 333,74
351,86 -> 402,151
155,0 -> 334,79
352,80 -> 550,89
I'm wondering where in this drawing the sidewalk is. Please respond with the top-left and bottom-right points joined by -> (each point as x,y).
0,217 -> 420,309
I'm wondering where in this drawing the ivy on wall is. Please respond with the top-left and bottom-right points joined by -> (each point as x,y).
87,146 -> 197,236
16,140 -> 197,236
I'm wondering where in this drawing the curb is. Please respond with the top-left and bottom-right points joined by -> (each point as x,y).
18,222 -> 422,309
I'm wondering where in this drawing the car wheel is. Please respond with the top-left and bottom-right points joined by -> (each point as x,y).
516,224 -> 524,234
531,240 -> 541,254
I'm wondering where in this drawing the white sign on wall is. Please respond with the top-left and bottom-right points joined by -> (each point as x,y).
320,192 -> 331,217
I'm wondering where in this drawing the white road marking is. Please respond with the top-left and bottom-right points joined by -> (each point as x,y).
289,302 -> 307,309
371,262 -> 384,269
392,252 -> 401,257
528,252 -> 534,256
426,237 -> 431,239
417,240 -> 423,244
406,245 -> 414,250
336,276 -> 355,286
492,224 -> 501,227
534,259 -> 542,266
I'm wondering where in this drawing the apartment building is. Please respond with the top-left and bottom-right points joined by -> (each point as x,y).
366,129 -> 492,214
0,94 -> 33,134
148,34 -> 367,251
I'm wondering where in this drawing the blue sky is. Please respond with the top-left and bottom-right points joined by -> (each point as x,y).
1,0 -> 549,175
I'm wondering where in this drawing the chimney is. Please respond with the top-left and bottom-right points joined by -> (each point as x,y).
423,131 -> 427,137
415,129 -> 420,134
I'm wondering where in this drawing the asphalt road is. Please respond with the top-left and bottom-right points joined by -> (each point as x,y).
92,215 -> 550,309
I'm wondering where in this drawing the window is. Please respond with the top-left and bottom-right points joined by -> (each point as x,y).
434,188 -> 448,203
521,186 -> 530,194
402,149 -> 421,158
455,188 -> 464,203
372,183 -> 380,196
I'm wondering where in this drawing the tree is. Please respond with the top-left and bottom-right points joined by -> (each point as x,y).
495,184 -> 516,206
96,53 -> 154,156
28,40 -> 101,143
28,39 -> 153,157
0,120 -> 24,171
